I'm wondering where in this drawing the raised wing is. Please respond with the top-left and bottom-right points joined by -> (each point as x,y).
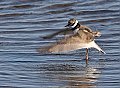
42,28 -> 73,39
38,31 -> 93,53
38,29 -> 105,54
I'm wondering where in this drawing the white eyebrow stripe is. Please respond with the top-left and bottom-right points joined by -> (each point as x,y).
71,20 -> 78,28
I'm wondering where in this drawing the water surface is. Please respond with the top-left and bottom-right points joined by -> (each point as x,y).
0,0 -> 120,88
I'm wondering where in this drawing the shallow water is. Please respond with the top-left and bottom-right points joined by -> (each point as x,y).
0,0 -> 120,88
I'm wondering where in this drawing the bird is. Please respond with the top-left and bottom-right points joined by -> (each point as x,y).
42,18 -> 101,39
39,18 -> 105,64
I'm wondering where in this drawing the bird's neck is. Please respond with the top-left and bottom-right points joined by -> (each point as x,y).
71,23 -> 81,31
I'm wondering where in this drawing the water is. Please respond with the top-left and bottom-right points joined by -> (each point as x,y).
0,0 -> 120,88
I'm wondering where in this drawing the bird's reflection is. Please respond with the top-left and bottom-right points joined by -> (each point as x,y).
42,61 -> 101,88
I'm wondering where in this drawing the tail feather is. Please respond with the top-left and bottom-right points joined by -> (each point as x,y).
89,41 -> 106,54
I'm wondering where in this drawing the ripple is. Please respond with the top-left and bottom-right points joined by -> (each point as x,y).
0,0 -> 120,88
43,2 -> 75,9
0,13 -> 29,17
12,4 -> 34,9
68,9 -> 118,16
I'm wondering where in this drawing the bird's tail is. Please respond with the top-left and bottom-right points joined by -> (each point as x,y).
89,41 -> 106,54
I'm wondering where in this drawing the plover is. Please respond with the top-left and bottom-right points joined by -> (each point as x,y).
39,18 -> 105,64
42,18 -> 101,39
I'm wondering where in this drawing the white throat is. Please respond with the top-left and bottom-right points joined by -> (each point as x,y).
71,20 -> 78,28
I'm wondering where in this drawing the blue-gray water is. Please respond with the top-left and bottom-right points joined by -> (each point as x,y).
0,0 -> 120,88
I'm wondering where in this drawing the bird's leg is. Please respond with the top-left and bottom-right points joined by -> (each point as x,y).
86,48 -> 89,64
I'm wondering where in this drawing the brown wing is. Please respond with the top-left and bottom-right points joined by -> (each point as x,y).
79,25 -> 101,37
42,28 -> 73,39
77,28 -> 95,42
38,30 -> 93,53
38,26 -> 102,53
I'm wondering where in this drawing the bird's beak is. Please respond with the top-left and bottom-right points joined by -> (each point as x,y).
65,24 -> 69,27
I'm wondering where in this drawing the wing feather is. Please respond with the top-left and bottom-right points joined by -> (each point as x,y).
42,28 -> 72,39
38,28 -> 104,54
38,33 -> 90,53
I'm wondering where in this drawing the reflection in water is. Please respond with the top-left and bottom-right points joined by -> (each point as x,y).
42,63 -> 101,88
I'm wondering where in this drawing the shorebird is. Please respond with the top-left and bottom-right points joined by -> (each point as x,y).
39,18 -> 105,64
42,18 -> 101,38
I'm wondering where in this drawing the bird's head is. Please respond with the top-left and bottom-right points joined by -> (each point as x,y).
65,18 -> 79,28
